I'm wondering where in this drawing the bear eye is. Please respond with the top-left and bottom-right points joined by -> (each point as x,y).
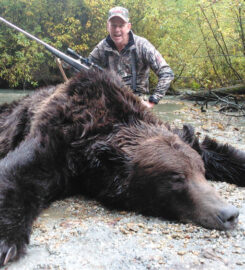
169,173 -> 187,189
171,173 -> 185,183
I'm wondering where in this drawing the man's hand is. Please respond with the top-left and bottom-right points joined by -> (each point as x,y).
141,100 -> 155,109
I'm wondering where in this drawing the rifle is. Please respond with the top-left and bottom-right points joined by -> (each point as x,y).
0,16 -> 100,72
67,48 -> 103,71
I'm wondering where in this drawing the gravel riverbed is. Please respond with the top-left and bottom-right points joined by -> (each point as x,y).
4,99 -> 245,270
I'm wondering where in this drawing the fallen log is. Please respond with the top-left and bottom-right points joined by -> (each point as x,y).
179,84 -> 245,101
177,85 -> 245,117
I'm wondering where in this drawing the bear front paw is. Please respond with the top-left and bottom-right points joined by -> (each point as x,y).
0,240 -> 26,267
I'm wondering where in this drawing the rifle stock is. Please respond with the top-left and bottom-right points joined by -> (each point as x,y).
0,16 -> 89,71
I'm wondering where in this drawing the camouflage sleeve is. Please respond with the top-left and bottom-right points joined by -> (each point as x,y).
88,41 -> 107,68
142,40 -> 174,104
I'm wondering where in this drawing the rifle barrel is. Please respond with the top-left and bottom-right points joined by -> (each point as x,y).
0,16 -> 89,71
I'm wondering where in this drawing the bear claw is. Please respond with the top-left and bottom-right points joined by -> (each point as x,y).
4,245 -> 17,265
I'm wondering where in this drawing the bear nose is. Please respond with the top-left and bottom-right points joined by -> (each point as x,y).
218,205 -> 239,230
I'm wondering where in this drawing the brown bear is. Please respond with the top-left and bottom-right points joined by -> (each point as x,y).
0,69 -> 244,266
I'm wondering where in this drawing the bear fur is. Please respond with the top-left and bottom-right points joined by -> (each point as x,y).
0,69 -> 244,265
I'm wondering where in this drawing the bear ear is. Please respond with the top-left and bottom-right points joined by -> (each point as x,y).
87,141 -> 131,169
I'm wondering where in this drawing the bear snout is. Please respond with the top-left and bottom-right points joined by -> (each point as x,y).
217,205 -> 239,230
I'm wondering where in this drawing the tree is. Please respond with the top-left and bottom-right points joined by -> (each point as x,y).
0,0 -> 244,90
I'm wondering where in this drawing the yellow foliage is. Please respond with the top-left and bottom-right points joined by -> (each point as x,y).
0,0 -> 244,88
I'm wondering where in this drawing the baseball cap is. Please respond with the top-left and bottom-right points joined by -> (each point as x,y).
108,7 -> 129,22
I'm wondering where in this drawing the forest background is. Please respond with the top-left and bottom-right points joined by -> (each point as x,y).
0,0 -> 244,91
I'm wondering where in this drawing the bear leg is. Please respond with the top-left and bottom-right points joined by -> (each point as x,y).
0,137 -> 66,266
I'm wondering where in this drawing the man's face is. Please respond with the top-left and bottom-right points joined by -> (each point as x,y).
107,17 -> 131,49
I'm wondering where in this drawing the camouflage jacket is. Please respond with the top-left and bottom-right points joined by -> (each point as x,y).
89,31 -> 174,104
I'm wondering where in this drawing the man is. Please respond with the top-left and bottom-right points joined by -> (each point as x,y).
89,6 -> 174,108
